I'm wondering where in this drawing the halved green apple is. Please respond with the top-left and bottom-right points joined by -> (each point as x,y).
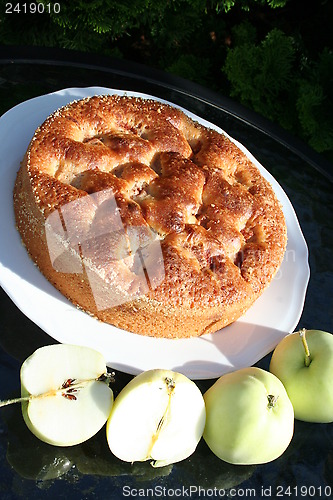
20,344 -> 114,446
106,369 -> 206,467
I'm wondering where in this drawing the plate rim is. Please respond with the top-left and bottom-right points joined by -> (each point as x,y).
0,86 -> 310,379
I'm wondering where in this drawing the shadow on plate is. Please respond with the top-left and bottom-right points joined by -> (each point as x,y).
172,322 -> 289,379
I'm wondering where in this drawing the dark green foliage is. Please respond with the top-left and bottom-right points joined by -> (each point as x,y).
0,0 -> 331,157
296,49 -> 333,153
211,0 -> 288,13
223,27 -> 298,129
166,55 -> 212,86
223,24 -> 333,154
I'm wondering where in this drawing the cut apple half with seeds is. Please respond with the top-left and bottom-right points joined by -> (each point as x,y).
20,344 -> 114,446
106,369 -> 206,467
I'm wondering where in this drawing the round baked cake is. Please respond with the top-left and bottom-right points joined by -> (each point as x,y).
13,94 -> 287,338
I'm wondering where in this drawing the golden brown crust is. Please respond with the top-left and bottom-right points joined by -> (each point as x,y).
13,95 -> 287,338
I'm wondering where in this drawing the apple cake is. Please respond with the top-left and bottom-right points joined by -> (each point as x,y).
13,94 -> 287,338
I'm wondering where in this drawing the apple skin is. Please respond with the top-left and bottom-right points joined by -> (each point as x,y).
203,367 -> 294,465
269,329 -> 333,423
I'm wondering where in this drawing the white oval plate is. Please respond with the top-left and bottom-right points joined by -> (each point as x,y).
0,87 -> 310,379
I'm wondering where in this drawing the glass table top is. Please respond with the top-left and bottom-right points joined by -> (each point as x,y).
0,47 -> 332,500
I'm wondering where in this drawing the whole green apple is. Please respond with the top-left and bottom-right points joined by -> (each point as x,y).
203,367 -> 294,465
270,329 -> 333,423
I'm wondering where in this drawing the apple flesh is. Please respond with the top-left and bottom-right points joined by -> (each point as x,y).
203,367 -> 294,465
106,369 -> 206,467
20,344 -> 114,446
270,329 -> 333,423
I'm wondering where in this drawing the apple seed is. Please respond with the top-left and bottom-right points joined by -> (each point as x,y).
0,372 -> 115,407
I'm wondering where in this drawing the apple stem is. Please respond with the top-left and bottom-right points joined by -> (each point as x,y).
267,394 -> 278,409
0,372 -> 114,408
299,328 -> 311,367
0,395 -> 31,408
